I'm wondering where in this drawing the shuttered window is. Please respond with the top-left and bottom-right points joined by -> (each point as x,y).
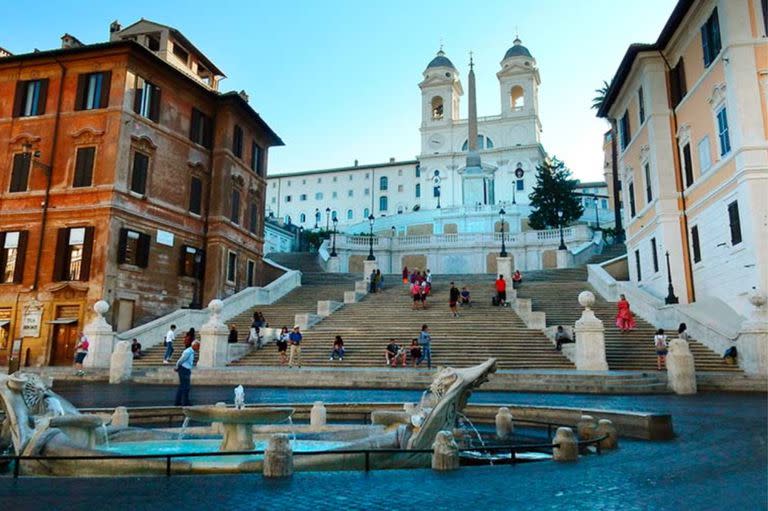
246,260 -> 256,287
13,79 -> 48,117
682,143 -> 694,188
180,246 -> 203,278
189,108 -> 213,148
635,249 -> 642,282
251,142 -> 263,175
117,228 -> 151,268
249,202 -> 259,234
644,163 -> 653,203
230,189 -> 241,224
619,110 -> 631,150
226,251 -> 237,284
628,182 -> 636,217
189,177 -> 202,215
638,87 -> 645,124
53,226 -> 94,281
691,226 -> 701,263
75,71 -> 111,110
669,59 -> 687,109
9,153 -> 31,193
233,125 -> 243,158
728,201 -> 742,246
133,77 -> 161,122
0,231 -> 28,284
73,147 -> 95,188
651,238 -> 659,273
130,151 -> 149,195
701,8 -> 722,67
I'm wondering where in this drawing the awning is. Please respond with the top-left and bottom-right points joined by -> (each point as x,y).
46,318 -> 78,325
0,320 -> 9,327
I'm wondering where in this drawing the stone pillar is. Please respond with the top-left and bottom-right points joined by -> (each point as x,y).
83,300 -> 115,369
574,291 -> 609,371
552,427 -> 578,461
212,402 -> 227,434
737,290 -> 768,376
595,419 -> 619,450
432,430 -> 460,471
109,341 -> 133,384
495,407 -> 514,440
111,406 -> 129,428
263,433 -> 293,478
327,256 -> 341,273
576,415 -> 598,441
556,249 -> 571,269
666,338 -> 697,395
496,256 -> 512,287
310,401 -> 327,429
363,259 -> 378,284
197,299 -> 229,368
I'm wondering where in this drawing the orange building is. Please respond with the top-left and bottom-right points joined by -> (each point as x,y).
0,20 -> 283,367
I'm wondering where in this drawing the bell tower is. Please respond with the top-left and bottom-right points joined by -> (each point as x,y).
497,37 -> 541,121
419,48 -> 463,127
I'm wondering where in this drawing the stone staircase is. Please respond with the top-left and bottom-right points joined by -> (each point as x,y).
587,243 -> 626,265
514,275 -> 740,372
266,252 -> 324,272
232,274 -> 575,370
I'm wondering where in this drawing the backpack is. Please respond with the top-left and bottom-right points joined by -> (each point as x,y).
492,296 -> 499,306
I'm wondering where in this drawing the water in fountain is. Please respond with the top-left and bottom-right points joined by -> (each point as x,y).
234,385 -> 245,410
100,422 -> 110,449
178,417 -> 190,440
285,416 -> 297,444
458,412 -> 494,466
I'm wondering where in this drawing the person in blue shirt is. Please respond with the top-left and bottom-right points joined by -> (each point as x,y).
288,325 -> 303,368
174,340 -> 199,406
417,324 -> 432,369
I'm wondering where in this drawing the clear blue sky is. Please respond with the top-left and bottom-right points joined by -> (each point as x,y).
1,0 -> 676,182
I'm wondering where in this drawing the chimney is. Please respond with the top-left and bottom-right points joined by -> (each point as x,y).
110,20 -> 122,34
60,34 -> 84,49
238,90 -> 249,103
354,159 -> 358,167
389,157 -> 395,163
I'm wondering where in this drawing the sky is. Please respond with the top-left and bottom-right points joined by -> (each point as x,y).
1,0 -> 676,182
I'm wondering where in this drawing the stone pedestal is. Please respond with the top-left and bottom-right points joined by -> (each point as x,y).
310,401 -> 327,428
109,341 -> 133,384
552,427 -> 578,461
212,402 -> 227,434
737,291 -> 768,376
263,434 -> 293,478
111,406 -> 129,428
220,422 -> 255,451
576,415 -> 598,441
496,257 -> 513,289
556,249 -> 571,269
295,313 -> 320,330
354,281 -> 369,293
83,300 -> 115,369
432,430 -> 460,471
317,300 -> 342,317
574,291 -> 608,371
495,407 -> 514,439
197,300 -> 229,368
326,256 -> 340,273
344,291 -> 363,304
666,338 -> 697,394
596,419 -> 619,450
363,260 -> 378,283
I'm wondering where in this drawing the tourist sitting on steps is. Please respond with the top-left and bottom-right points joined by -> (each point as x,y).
329,335 -> 345,361
228,325 -> 239,344
385,339 -> 406,367
554,325 -> 574,351
131,338 -> 143,359
460,286 -> 471,306
512,270 -> 523,289
409,338 -> 422,367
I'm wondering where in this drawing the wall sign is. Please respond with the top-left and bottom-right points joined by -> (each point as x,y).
21,301 -> 43,338
156,230 -> 174,247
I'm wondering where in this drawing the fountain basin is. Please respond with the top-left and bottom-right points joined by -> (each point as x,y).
183,406 -> 295,451
48,414 -> 106,449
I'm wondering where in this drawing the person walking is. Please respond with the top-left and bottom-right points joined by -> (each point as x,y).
615,294 -> 636,333
163,324 -> 177,364
183,327 -> 196,348
411,281 -> 423,310
288,325 -> 303,368
417,324 -> 432,369
377,269 -> 384,292
420,279 -> 429,308
248,312 -> 263,348
402,266 -> 409,284
677,323 -> 691,342
449,282 -> 460,318
277,326 -> 289,365
73,332 -> 89,376
495,275 -> 507,307
369,269 -> 377,293
174,340 -> 199,406
460,286 -> 472,307
654,329 -> 668,371
329,335 -> 345,361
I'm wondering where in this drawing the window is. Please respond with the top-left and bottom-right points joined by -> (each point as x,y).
516,179 -> 524,191
365,173 -> 369,179
226,251 -> 237,284
415,183 -> 421,198
13,79 -> 48,117
691,226 -> 701,263
249,203 -> 259,234
300,194 -> 307,201
298,213 -> 306,223
461,135 -> 494,151
397,184 -> 404,192
364,188 -> 370,196
133,77 -> 160,122
363,208 -> 370,217
348,190 -> 353,197
347,209 -> 353,220
380,176 -> 388,191
669,59 -> 687,108
172,43 -> 189,63
332,191 -> 338,199
728,201 -> 742,246
651,238 -> 659,273
635,249 -> 642,282
415,165 -> 421,177
246,260 -> 256,287
251,142 -> 263,175
73,147 -> 95,188
180,246 -> 203,278
54,226 -> 94,281
232,125 -> 243,158
0,231 -> 27,284
763,0 -> 768,36
348,175 -> 353,181
9,153 -> 31,193
510,85 -> 525,110
287,180 -> 292,186
619,110 -> 631,150
698,136 -> 712,173
431,96 -> 444,120
644,163 -> 653,203
379,196 -> 388,211
601,199 -> 608,209
638,87 -> 645,124
716,107 -> 731,156
302,179 -> 306,185
189,177 -> 202,215
433,185 -> 440,198
628,182 -> 637,217
285,195 -> 292,203
117,228 -> 150,267
315,192 -> 323,200
333,176 -> 338,182
230,189 -> 241,224
682,143 -> 694,188
130,151 -> 149,195
701,8 -> 722,67
397,169 -> 403,177
76,72 -> 111,110
189,108 -> 213,148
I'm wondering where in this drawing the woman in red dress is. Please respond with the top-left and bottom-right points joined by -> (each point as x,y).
615,294 -> 636,332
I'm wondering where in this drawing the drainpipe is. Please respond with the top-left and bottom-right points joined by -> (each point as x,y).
659,50 -> 695,302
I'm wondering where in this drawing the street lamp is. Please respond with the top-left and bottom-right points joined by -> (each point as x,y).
298,226 -> 304,252
325,207 -> 331,232
314,208 -> 320,229
593,196 -> 600,229
499,208 -> 508,257
557,209 -> 567,250
366,214 -> 376,261
330,218 -> 338,257
664,251 -> 679,304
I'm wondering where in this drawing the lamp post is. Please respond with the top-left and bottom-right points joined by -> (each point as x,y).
325,207 -> 331,232
499,208 -> 508,257
664,251 -> 679,304
593,196 -> 600,229
330,218 -> 338,257
298,226 -> 304,252
366,214 -> 376,261
557,209 -> 567,250
314,208 -> 320,229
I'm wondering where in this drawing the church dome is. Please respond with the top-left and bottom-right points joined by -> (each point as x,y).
503,38 -> 532,60
426,49 -> 456,70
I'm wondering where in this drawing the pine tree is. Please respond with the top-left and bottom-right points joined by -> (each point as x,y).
528,158 -> 584,230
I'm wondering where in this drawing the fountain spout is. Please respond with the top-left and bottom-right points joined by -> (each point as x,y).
234,385 -> 245,410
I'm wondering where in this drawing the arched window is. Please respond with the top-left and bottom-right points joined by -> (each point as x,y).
397,205 -> 404,214
379,196 -> 388,211
331,210 -> 337,221
461,135 -> 494,151
347,209 -> 353,220
379,176 -> 388,191
284,215 -> 291,224
431,96 -> 444,120
299,213 -> 306,223
510,85 -> 525,110
415,183 -> 421,198
363,207 -> 370,218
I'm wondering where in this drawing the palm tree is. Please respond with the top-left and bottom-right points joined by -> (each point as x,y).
592,79 -> 624,243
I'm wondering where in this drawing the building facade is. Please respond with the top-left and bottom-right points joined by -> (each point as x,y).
599,0 -> 767,316
0,20 -> 282,366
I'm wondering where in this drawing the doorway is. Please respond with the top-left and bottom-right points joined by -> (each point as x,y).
50,322 -> 78,366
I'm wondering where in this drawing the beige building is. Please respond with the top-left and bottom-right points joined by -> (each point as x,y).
598,0 -> 768,316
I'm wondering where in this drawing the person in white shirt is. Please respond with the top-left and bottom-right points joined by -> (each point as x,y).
174,340 -> 199,406
654,329 -> 668,371
163,324 -> 177,364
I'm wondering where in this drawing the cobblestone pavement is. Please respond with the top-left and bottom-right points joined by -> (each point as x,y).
1,385 -> 766,510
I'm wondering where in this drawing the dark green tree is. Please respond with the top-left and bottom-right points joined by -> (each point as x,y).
528,158 -> 584,230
